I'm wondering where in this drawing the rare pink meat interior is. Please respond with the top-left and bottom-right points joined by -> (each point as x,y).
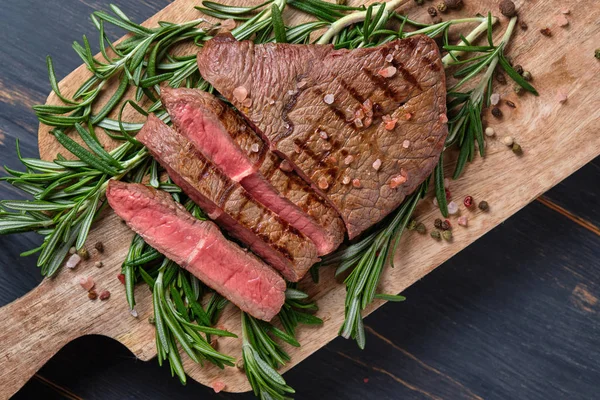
161,87 -> 345,255
137,114 -> 318,282
106,181 -> 286,321
197,35 -> 447,239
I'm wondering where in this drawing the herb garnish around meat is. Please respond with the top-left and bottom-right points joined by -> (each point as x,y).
0,1 -> 537,397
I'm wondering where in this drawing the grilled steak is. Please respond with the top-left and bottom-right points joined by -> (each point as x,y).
197,35 -> 447,239
137,114 -> 318,282
161,87 -> 345,255
106,181 -> 286,321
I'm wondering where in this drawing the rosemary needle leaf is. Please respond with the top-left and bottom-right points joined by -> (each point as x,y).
434,152 -> 449,217
52,130 -> 120,175
271,4 -> 287,43
374,293 -> 406,302
498,52 -> 539,95
46,56 -> 78,105
90,73 -> 129,125
284,288 -> 309,300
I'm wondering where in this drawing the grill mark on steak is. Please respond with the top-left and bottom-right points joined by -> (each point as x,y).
390,59 -> 422,90
339,78 -> 366,103
313,87 -> 359,128
362,67 -> 405,102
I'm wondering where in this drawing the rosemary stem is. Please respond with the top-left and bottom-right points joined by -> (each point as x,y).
316,0 -> 410,44
441,16 -> 498,67
472,16 -> 517,102
406,17 -> 487,38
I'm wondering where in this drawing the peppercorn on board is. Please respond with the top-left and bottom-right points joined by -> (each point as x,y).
0,0 -> 598,397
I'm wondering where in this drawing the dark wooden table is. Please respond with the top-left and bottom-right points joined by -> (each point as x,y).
1,1 -> 599,399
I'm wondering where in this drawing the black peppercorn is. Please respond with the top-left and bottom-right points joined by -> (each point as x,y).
514,85 -> 524,96
491,107 -> 503,118
441,220 -> 451,231
495,72 -> 507,85
434,218 -> 443,229
506,100 -> 517,108
520,21 -> 528,30
94,241 -> 104,253
522,71 -> 532,81
513,64 -> 524,75
540,27 -> 552,37
427,6 -> 438,17
594,49 -> 600,59
499,0 -> 516,17
478,201 -> 489,211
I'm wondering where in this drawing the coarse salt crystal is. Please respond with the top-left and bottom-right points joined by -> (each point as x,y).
318,177 -> 329,190
319,130 -> 329,140
232,86 -> 248,102
130,309 -> 139,318
385,54 -> 394,63
354,118 -> 364,128
242,98 -> 253,108
352,178 -> 361,188
269,99 -> 275,105
79,276 -> 95,291
344,155 -> 355,165
364,117 -> 373,128
372,159 -> 382,170
287,90 -> 296,96
212,381 -> 226,393
390,174 -> 407,188
433,197 -> 439,206
66,253 -> 81,269
556,14 -> 569,27
561,7 -> 570,14
378,66 -> 397,78
355,108 -> 365,120
458,216 -> 468,227
362,99 -> 373,113
447,201 -> 459,215
250,143 -> 260,153
490,93 -> 500,106
343,176 -> 351,185
279,160 -> 294,172
384,118 -> 398,131
556,91 -> 568,103
402,140 -> 411,149
323,94 -> 335,104
297,80 -> 307,89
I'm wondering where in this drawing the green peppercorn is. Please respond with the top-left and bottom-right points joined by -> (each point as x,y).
407,219 -> 417,230
595,49 -> 600,59
437,2 -> 447,12
491,107 -> 503,118
236,359 -> 245,371
430,230 -> 441,240
78,247 -> 89,260
522,71 -> 532,81
148,316 -> 156,324
512,143 -> 523,155
513,64 -> 524,75
94,241 -> 104,253
416,223 -> 427,234
514,85 -> 524,95
441,230 -> 453,241
434,218 -> 443,229
478,200 -> 489,211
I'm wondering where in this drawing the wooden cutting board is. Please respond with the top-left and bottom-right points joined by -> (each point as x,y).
1,0 -> 598,398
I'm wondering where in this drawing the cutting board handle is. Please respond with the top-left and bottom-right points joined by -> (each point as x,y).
0,279 -> 86,399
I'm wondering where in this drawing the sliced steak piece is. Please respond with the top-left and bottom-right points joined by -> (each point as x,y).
106,181 -> 286,321
197,35 -> 447,239
161,87 -> 345,255
137,114 -> 318,282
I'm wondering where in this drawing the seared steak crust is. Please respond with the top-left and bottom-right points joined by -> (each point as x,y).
198,35 -> 447,239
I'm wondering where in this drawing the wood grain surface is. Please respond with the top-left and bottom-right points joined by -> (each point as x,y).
1,0 -> 599,398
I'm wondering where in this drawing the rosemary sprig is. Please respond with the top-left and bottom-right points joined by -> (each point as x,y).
241,287 -> 322,400
320,182 -> 427,348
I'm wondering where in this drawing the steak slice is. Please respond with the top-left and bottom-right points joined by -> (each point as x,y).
106,181 -> 285,321
197,35 -> 447,239
137,114 -> 318,282
161,87 -> 345,255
